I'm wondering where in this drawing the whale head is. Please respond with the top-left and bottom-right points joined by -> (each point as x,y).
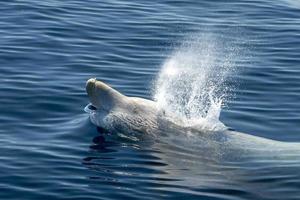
86,78 -> 126,112
85,78 -> 163,133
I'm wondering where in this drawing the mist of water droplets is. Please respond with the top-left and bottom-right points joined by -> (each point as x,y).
154,33 -> 239,131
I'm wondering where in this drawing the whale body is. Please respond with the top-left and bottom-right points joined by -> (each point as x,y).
85,78 -> 300,155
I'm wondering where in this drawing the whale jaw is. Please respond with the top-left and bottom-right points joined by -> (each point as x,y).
86,78 -> 126,112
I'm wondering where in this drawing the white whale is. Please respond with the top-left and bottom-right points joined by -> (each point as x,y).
85,78 -> 300,155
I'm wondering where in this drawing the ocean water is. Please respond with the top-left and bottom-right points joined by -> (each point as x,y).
1,0 -> 300,199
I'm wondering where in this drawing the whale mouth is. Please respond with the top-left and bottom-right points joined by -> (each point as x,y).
84,103 -> 97,113
88,104 -> 97,111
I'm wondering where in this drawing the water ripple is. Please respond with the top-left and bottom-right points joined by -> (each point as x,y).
1,0 -> 300,199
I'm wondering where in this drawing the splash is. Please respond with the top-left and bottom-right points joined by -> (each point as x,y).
154,34 -> 238,131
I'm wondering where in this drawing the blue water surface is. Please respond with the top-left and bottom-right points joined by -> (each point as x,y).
1,1 -> 300,200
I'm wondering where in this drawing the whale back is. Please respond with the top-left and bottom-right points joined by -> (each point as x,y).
86,78 -> 127,112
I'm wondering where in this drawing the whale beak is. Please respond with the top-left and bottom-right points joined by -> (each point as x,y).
86,78 -> 103,109
86,78 -> 125,111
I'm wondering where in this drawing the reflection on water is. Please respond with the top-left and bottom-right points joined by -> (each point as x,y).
1,0 -> 300,200
83,127 -> 300,200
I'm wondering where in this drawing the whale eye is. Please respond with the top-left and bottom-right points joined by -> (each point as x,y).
133,107 -> 138,114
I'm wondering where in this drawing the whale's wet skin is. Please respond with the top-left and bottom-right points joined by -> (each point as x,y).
85,78 -> 300,151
